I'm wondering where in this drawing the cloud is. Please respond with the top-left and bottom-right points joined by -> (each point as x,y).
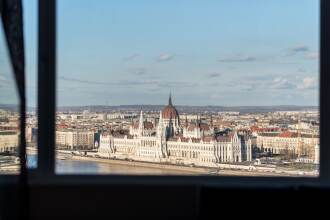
59,75 -> 195,89
59,76 -> 110,85
241,75 -> 318,91
305,52 -> 319,60
287,45 -> 311,56
207,82 -> 221,87
244,75 -> 274,81
217,55 -> 257,63
129,67 -> 147,75
271,61 -> 298,65
156,81 -> 197,88
59,76 -> 159,87
297,77 -> 317,90
230,75 -> 304,92
246,81 -> 266,91
270,77 -> 295,89
238,82 -> 260,92
208,72 -> 222,78
122,53 -> 139,61
157,54 -> 174,62
290,45 -> 309,53
239,84 -> 256,92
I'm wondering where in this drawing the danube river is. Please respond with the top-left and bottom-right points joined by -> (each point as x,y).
27,154 -> 199,175
25,154 -> 317,177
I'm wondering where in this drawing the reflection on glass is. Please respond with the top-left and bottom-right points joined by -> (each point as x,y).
0,0 -> 38,173
0,21 -> 20,174
55,0 -> 319,176
24,0 -> 38,168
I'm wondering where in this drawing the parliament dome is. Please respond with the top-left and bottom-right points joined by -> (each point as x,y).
162,94 -> 179,119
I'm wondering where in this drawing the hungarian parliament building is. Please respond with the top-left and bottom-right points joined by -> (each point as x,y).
98,95 -> 252,167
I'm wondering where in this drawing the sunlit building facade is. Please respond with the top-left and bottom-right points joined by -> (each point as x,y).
98,96 -> 252,167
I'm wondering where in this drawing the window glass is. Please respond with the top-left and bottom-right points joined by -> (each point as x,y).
0,0 -> 38,173
23,0 -> 38,169
56,0 -> 319,176
0,19 -> 20,174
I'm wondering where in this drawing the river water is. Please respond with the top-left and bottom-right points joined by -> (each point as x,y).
27,154 -> 196,175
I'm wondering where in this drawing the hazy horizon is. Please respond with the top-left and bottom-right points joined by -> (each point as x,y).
0,103 -> 320,109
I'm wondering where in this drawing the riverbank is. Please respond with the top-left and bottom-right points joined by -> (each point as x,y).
1,148 -> 318,177
70,155 -> 309,176
71,155 -> 208,175
0,155 -> 19,174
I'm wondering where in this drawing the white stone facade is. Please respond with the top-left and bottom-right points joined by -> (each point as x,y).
0,131 -> 19,153
256,132 -> 319,158
98,96 -> 252,167
56,130 -> 95,150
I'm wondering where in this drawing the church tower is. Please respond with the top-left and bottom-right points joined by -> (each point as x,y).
157,111 -> 165,138
138,110 -> 144,136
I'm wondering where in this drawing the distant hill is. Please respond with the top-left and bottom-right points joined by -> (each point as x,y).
55,105 -> 319,114
0,104 -> 19,112
1,103 -> 318,114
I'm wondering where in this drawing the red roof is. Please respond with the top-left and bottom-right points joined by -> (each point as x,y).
278,131 -> 293,137
187,125 -> 197,131
191,138 -> 201,143
187,123 -> 210,131
143,121 -> 154,129
132,123 -> 139,129
162,105 -> 179,119
215,135 -> 232,142
200,124 -> 210,131
202,136 -> 214,142
250,126 -> 282,133
132,121 -> 154,129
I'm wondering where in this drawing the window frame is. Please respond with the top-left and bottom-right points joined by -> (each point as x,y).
30,0 -> 330,185
2,0 -> 330,187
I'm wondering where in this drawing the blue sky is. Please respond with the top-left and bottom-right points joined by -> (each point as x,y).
0,0 -> 319,107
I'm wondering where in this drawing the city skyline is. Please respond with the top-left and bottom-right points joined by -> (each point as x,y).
1,92 -> 320,175
0,0 -> 319,107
